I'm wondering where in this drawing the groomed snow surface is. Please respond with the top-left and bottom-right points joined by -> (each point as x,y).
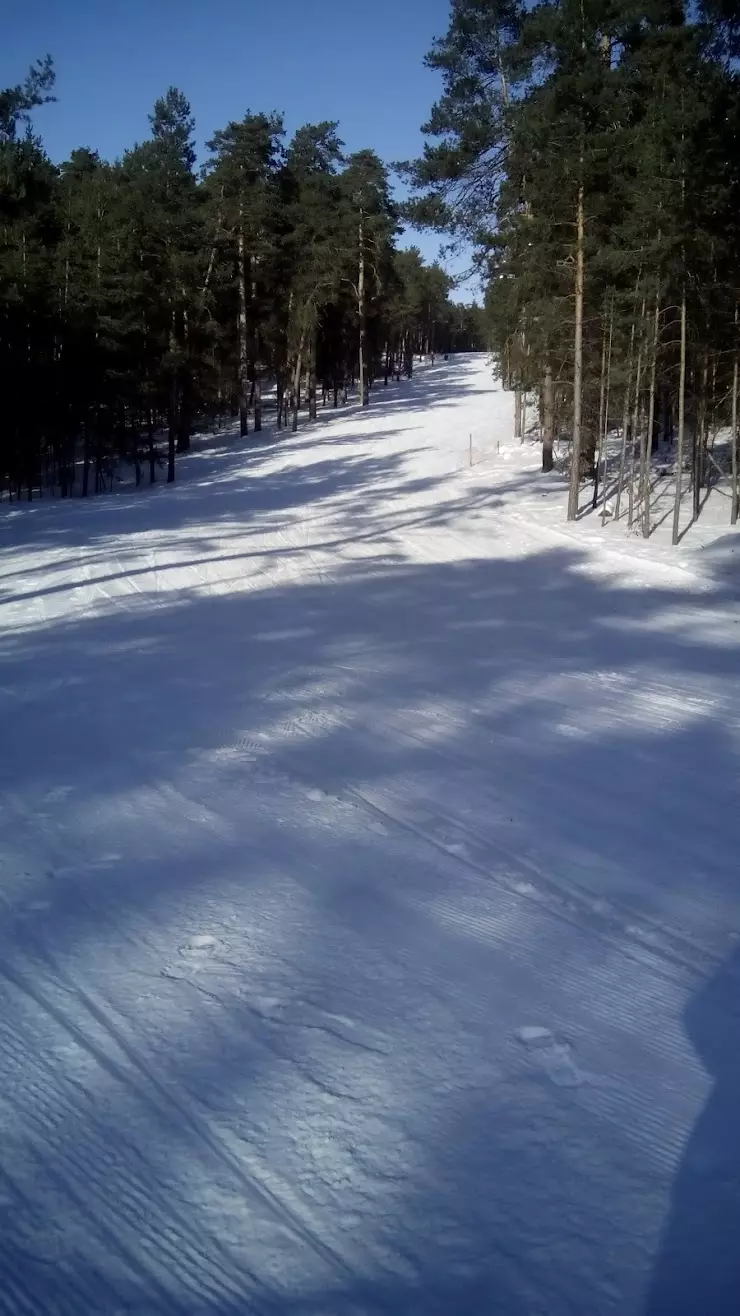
1,355 -> 739,1315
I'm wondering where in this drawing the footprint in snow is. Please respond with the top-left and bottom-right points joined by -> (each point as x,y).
179,933 -> 220,959
304,784 -> 350,807
368,820 -> 388,836
516,1025 -> 583,1089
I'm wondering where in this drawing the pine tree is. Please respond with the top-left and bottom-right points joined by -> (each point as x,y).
340,151 -> 398,406
409,0 -> 740,540
205,113 -> 284,437
0,55 -> 483,502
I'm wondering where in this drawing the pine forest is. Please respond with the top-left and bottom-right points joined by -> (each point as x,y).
3,1 -> 740,544
0,64 -> 482,500
405,0 -> 740,541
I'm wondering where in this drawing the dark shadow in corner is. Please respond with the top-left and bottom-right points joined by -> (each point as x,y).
646,948 -> 740,1315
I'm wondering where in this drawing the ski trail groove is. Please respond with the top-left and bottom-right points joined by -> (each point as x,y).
6,946 -> 355,1285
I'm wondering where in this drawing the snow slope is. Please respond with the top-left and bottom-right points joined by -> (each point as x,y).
1,355 -> 739,1314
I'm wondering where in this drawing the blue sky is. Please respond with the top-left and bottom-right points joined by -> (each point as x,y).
3,0 -> 479,299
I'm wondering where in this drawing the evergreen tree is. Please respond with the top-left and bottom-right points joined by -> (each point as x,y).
409,0 -> 740,538
0,56 -> 481,501
205,113 -> 284,435
339,151 -> 398,405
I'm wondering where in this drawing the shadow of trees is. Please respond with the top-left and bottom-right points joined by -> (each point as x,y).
0,363 -> 738,1312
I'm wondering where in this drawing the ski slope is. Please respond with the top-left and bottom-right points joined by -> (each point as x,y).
1,355 -> 739,1314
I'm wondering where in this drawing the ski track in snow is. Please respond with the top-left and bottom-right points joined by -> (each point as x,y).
0,356 -> 739,1313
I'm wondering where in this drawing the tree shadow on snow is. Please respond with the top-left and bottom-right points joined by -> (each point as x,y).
0,356 -> 495,559
0,521 -> 740,1308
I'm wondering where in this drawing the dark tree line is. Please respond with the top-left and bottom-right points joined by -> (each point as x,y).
406,0 -> 740,540
0,62 -> 484,501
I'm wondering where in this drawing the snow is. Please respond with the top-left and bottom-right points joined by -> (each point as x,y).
1,354 -> 739,1313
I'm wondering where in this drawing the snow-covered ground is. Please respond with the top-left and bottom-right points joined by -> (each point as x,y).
1,355 -> 739,1314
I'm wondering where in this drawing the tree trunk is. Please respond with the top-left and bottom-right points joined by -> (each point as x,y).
176,409 -> 190,452
627,313 -> 645,528
693,355 -> 708,522
176,306 -> 191,452
167,319 -> 177,484
542,364 -> 554,473
358,213 -> 369,406
237,226 -> 249,437
167,392 -> 176,484
641,300 -> 660,538
595,297 -> 614,513
82,426 -> 90,498
671,291 -> 688,546
567,179 -> 585,521
58,440 -> 68,498
726,309 -> 732,529
625,297 -> 646,526
514,387 -> 523,441
593,302 -> 608,510
309,336 -> 317,420
615,302 -> 639,522
250,260 -> 261,433
147,410 -> 156,483
94,429 -> 102,494
291,330 -> 306,434
662,391 -> 673,444
254,376 -> 262,433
